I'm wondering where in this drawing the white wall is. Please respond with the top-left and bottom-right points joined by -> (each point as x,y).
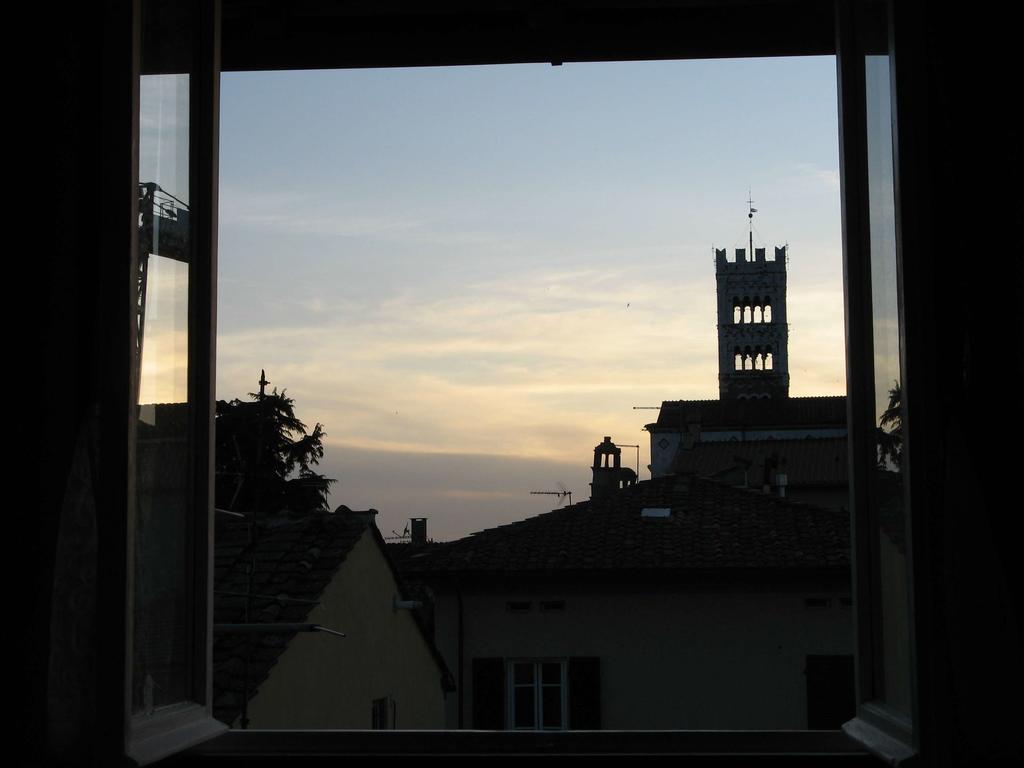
649,432 -> 681,478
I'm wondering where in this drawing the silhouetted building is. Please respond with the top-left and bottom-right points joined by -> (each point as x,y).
716,245 -> 790,400
590,436 -> 636,500
649,397 -> 848,509
648,234 -> 846,495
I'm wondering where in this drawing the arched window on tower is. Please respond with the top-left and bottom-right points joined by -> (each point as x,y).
733,303 -> 741,324
765,351 -> 774,370
755,352 -> 764,370
743,305 -> 752,324
764,301 -> 772,323
743,349 -> 753,370
734,351 -> 743,370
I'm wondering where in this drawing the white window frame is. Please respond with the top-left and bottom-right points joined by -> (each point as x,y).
507,660 -> 568,732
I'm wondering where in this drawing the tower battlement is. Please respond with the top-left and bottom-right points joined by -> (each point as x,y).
715,246 -> 787,269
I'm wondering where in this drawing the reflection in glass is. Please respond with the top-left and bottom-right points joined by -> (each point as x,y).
865,53 -> 912,720
132,72 -> 193,715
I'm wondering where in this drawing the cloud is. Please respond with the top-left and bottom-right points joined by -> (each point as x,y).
788,163 -> 841,192
222,197 -> 428,240
216,258 -> 723,467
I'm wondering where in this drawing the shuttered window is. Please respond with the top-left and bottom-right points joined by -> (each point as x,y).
472,657 -> 601,731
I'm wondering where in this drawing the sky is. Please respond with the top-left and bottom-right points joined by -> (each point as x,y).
212,57 -> 845,542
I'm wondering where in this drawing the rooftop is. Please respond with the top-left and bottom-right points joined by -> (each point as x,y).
395,475 -> 849,577
652,395 -> 847,431
212,509 -> 451,726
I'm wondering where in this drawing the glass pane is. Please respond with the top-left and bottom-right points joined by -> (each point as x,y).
865,53 -> 912,720
513,684 -> 536,729
513,662 -> 535,686
541,662 -> 562,686
133,69 -> 193,715
542,686 -> 563,729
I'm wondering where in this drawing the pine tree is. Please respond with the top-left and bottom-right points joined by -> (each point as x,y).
215,373 -> 335,519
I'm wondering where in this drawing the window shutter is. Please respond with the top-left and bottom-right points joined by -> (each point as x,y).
805,655 -> 855,729
568,657 -> 601,730
472,657 -> 504,729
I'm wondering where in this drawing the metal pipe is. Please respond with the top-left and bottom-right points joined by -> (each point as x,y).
214,623 -> 346,637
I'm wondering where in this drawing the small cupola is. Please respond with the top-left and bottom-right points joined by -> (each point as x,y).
590,436 -> 637,500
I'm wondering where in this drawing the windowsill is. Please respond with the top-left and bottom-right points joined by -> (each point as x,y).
842,706 -> 916,766
186,728 -> 873,759
129,703 -> 228,766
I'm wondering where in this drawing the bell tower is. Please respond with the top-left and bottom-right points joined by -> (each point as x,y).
715,204 -> 789,400
590,437 -> 636,499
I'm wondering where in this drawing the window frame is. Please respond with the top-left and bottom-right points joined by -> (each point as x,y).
371,696 -> 397,730
834,0 -> 918,761
108,0 -> 924,761
124,0 -> 226,763
507,659 -> 569,732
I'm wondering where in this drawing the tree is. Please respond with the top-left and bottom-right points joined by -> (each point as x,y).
215,373 -> 335,519
876,380 -> 902,470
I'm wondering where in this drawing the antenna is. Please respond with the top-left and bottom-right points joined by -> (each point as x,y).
530,485 -> 573,507
632,406 -> 660,409
747,189 -> 758,257
385,522 -> 411,542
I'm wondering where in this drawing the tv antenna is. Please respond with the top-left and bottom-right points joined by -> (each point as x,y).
530,482 -> 573,508
385,522 -> 411,542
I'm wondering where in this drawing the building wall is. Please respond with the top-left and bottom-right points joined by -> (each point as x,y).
697,427 -> 848,442
430,581 -> 852,730
243,532 -> 447,729
648,428 -> 847,479
649,432 -> 682,477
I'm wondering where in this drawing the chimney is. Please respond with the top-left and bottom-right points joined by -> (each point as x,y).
758,454 -> 788,497
410,517 -> 428,545
760,455 -> 776,494
680,417 -> 701,450
775,471 -> 788,498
